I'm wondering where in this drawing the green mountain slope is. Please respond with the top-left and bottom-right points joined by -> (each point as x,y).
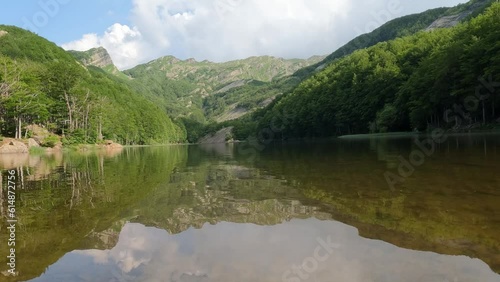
293,0 -> 494,80
205,0 -> 493,130
122,55 -> 325,122
137,0 -> 493,142
0,25 -> 185,144
252,2 -> 500,139
59,0 -> 496,143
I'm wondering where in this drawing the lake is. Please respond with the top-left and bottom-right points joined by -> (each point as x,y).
1,133 -> 499,282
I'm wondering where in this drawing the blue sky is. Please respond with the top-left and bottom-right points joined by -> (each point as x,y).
1,0 -> 132,44
1,0 -> 469,70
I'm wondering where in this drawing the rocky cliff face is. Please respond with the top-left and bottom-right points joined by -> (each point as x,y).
78,47 -> 114,68
426,0 -> 492,30
426,13 -> 470,30
68,47 -> 124,77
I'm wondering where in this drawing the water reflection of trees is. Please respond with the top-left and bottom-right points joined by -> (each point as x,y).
1,145 -> 335,281
234,137 -> 500,273
2,136 -> 499,281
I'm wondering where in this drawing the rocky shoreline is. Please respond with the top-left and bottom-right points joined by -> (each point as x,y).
0,138 -> 30,154
0,138 -> 123,154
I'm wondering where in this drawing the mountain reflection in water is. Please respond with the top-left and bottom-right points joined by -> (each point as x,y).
0,133 -> 498,281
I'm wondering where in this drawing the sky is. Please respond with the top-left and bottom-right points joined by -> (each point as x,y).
1,0 -> 469,70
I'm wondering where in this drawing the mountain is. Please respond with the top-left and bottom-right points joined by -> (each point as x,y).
190,0 -> 497,142
0,25 -> 186,144
122,55 -> 325,123
12,0 -> 492,144
69,47 -> 114,69
118,0 -> 493,143
129,55 -> 325,88
68,47 -> 127,79
62,1 -> 493,144
249,1 -> 500,139
292,0 -> 494,80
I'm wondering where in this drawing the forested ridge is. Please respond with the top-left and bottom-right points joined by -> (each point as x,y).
119,0 -> 493,143
170,0 -> 499,142
1,0 -> 498,145
249,2 -> 500,139
0,25 -> 186,145
294,0 -> 494,80
122,55 -> 324,123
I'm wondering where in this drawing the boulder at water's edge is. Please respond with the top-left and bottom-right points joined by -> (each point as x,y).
0,138 -> 29,154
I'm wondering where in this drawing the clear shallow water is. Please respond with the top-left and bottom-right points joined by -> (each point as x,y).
0,133 -> 499,281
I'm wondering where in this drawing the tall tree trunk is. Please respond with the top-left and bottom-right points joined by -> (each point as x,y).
97,117 -> 103,141
64,91 -> 73,132
15,116 -> 22,139
84,104 -> 90,141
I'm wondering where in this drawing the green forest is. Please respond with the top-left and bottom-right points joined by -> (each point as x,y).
0,25 -> 185,145
249,2 -> 500,138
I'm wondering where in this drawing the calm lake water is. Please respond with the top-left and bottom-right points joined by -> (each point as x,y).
1,133 -> 499,282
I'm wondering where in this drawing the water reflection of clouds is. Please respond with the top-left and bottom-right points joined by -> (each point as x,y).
32,219 -> 500,282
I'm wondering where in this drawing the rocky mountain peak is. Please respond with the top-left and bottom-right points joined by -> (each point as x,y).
79,47 -> 114,68
68,47 -> 125,77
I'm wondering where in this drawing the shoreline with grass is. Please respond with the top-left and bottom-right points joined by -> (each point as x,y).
1,136 -> 194,156
0,136 -> 126,155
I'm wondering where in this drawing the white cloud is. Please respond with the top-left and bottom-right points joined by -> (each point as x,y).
62,23 -> 145,70
62,0 -> 469,70
62,33 -> 99,51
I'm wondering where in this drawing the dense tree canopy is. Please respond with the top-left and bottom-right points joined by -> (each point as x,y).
0,25 -> 186,145
251,3 -> 500,139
